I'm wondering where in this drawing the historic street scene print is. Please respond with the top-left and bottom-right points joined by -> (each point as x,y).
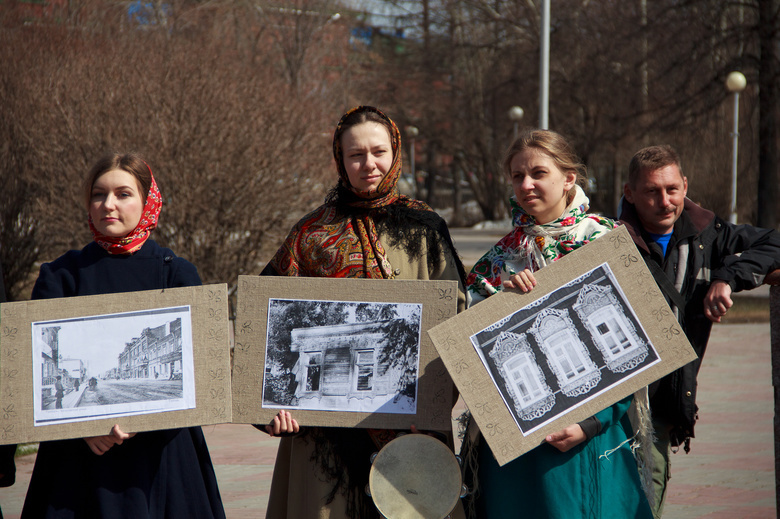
263,298 -> 423,414
471,263 -> 660,435
32,306 -> 196,425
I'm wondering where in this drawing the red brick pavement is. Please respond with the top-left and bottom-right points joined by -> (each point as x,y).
663,323 -> 775,518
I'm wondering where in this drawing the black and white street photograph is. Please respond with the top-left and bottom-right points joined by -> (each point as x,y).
471,263 -> 660,435
32,306 -> 196,426
263,298 -> 423,414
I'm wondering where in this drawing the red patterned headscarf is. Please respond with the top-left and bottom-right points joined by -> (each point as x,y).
89,164 -> 162,255
269,106 -> 431,278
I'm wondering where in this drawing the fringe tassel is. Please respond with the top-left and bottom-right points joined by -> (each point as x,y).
599,433 -> 636,461
627,387 -> 656,510
457,411 -> 481,519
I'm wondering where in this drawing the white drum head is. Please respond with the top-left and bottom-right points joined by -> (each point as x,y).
369,434 -> 461,519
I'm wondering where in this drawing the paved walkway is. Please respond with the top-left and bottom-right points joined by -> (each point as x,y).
661,322 -> 775,519
1,321 -> 774,518
450,227 -> 510,268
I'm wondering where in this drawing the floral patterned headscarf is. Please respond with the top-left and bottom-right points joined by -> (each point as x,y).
466,185 -> 616,304
88,164 -> 162,255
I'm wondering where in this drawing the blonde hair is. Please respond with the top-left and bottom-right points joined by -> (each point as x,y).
502,129 -> 587,203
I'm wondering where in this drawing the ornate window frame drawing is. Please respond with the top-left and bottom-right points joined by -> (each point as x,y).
489,332 -> 555,421
428,227 -> 697,467
529,308 -> 601,397
573,284 -> 649,373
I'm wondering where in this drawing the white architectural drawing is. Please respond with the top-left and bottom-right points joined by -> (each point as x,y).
471,263 -> 660,436
573,284 -> 649,373
530,308 -> 601,397
489,332 -> 555,421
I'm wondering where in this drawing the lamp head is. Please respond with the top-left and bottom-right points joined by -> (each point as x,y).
508,106 -> 525,122
726,71 -> 747,93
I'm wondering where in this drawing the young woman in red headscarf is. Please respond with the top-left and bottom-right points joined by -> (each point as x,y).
21,153 -> 225,519
260,106 -> 467,519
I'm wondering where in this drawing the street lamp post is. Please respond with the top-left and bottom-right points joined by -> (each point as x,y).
508,106 -> 524,141
725,71 -> 746,225
539,0 -> 550,129
406,125 -> 419,197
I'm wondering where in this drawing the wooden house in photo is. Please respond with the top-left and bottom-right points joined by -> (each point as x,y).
289,319 -> 407,406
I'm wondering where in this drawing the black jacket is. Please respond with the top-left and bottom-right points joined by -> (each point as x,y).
21,240 -> 226,519
620,198 -> 780,448
0,264 -> 15,519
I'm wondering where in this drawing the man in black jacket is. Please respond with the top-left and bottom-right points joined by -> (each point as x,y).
619,145 -> 780,518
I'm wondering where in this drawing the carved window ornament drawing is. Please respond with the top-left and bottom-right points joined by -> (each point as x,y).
529,308 -> 601,397
469,263 -> 661,438
573,283 -> 649,373
489,331 -> 555,421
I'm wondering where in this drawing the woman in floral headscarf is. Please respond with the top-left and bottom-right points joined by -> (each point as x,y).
261,106 -> 467,519
22,153 -> 225,519
462,129 -> 653,518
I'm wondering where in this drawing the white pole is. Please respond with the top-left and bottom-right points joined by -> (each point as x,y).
729,91 -> 740,225
725,71 -> 746,225
539,0 -> 550,129
410,140 -> 416,194
406,125 -> 419,198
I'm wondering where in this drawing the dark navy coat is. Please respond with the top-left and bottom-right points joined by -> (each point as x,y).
21,240 -> 225,519
0,265 -> 16,519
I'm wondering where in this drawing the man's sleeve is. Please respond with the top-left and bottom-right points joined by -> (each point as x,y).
711,220 -> 780,291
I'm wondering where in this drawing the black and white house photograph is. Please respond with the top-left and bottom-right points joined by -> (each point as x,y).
263,298 -> 423,414
471,263 -> 660,436
32,306 -> 196,426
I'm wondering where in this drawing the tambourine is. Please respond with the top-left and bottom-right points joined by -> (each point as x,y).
367,433 -> 467,519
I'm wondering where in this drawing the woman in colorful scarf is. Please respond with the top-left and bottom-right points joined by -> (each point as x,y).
22,153 -> 225,519
463,129 -> 653,518
261,106 -> 467,518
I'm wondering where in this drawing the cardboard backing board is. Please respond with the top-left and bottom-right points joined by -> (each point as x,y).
428,226 -> 697,466
232,276 -> 458,431
0,284 -> 232,445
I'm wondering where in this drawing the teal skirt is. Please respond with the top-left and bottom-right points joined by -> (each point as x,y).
473,397 -> 653,519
